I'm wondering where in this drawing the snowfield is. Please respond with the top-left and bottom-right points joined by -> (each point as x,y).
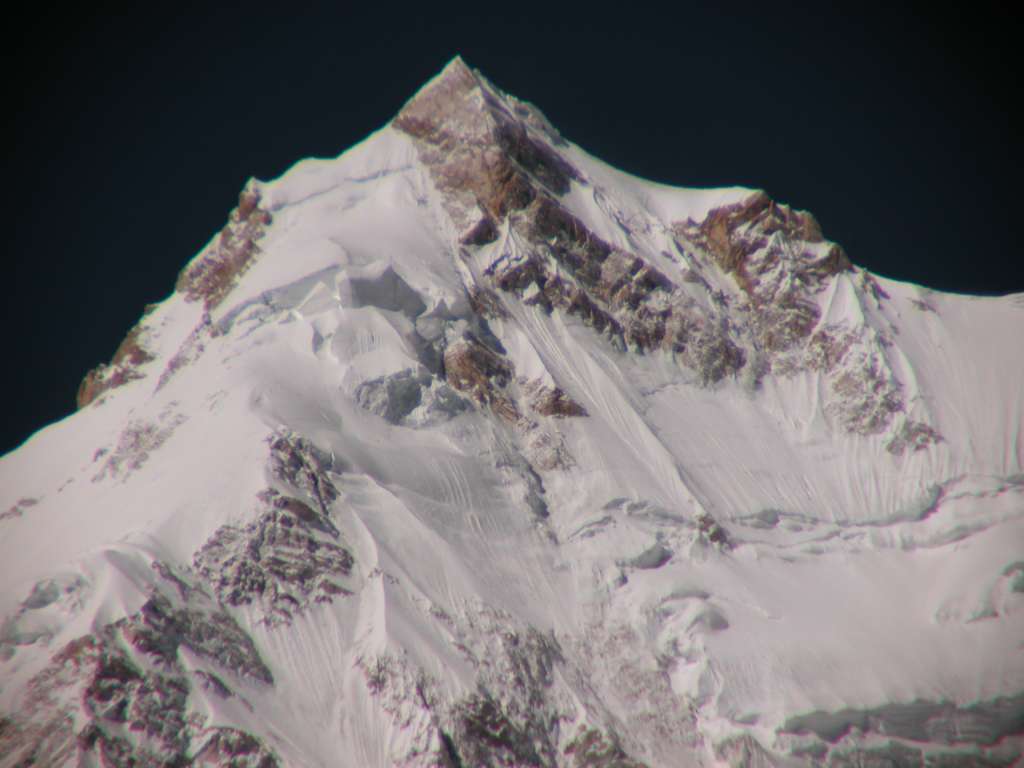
2,57 -> 1022,767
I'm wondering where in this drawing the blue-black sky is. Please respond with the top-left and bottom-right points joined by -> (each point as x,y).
4,4 -> 1019,454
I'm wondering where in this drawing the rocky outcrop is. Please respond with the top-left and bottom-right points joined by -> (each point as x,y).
157,315 -> 212,391
676,194 -> 857,371
122,586 -> 273,686
486,194 -> 749,385
526,381 -> 587,418
681,192 -> 841,281
0,563 -> 276,767
91,407 -> 186,482
356,605 -> 653,768
177,183 -> 272,310
886,419 -> 944,455
77,309 -> 157,408
448,693 -> 551,767
267,432 -> 338,515
675,196 -> 927,437
191,727 -> 280,767
191,433 -> 355,626
443,335 -> 519,422
394,58 -> 575,232
194,489 -> 354,626
440,334 -> 583,470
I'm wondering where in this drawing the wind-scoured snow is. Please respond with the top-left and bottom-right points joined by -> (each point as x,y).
1,57 -> 1022,767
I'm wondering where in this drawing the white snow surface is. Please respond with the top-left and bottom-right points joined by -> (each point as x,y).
2,63 -> 1023,767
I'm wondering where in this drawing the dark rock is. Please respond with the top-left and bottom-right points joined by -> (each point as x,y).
77,326 -> 155,408
193,727 -> 280,767
564,726 -> 649,767
886,421 -> 944,455
1,559 -> 279,767
268,433 -> 338,514
492,119 -> 576,196
443,336 -> 517,418
177,183 -> 272,310
468,286 -> 510,319
528,384 -> 587,418
194,489 -> 354,627
449,693 -> 544,767
697,514 -> 732,548
461,213 -> 500,245
124,589 -> 273,684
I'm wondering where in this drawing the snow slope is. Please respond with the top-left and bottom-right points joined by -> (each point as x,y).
2,57 -> 1022,767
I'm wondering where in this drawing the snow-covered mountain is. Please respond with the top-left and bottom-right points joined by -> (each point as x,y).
2,56 -> 1022,767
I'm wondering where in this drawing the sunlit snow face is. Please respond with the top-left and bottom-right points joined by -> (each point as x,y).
1,57 -> 1022,768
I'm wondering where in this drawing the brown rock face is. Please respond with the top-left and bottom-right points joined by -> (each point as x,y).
527,382 -> 588,418
77,312 -> 157,408
439,331 -> 583,469
675,193 -> 852,359
77,364 -> 141,409
460,213 -> 500,246
443,336 -> 519,422
394,58 -> 575,230
690,192 -> 835,274
176,184 -> 272,310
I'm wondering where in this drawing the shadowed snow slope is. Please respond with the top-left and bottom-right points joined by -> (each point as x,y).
2,57 -> 1022,767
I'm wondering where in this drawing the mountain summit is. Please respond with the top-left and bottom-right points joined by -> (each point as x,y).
2,57 -> 1022,767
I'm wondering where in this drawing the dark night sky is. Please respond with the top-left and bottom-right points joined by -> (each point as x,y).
4,5 -> 1019,454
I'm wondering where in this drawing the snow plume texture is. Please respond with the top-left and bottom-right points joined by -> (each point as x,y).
2,57 -> 1022,767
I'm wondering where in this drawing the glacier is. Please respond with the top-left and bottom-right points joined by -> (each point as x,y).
1,56 -> 1022,767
